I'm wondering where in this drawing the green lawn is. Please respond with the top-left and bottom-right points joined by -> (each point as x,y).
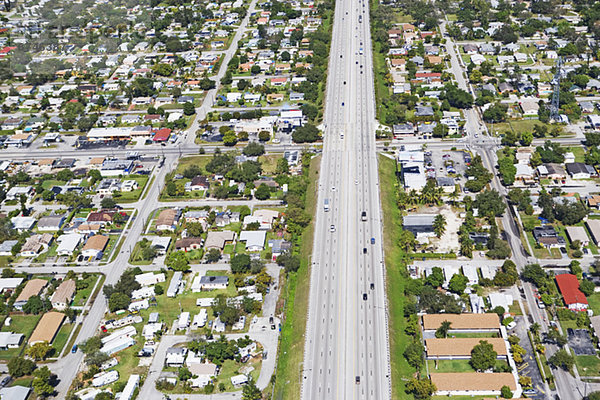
587,293 -> 600,316
113,175 -> 150,203
0,314 -> 42,360
486,119 -> 573,137
72,274 -> 101,307
52,322 -> 74,356
567,146 -> 586,163
450,332 -> 499,338
427,359 -> 510,373
576,355 -> 600,376
41,180 -> 66,190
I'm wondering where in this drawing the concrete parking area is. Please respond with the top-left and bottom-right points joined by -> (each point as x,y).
425,148 -> 468,184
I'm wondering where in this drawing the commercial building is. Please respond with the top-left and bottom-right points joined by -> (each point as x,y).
402,215 -> 436,238
430,372 -> 517,396
422,314 -> 500,332
425,338 -> 507,359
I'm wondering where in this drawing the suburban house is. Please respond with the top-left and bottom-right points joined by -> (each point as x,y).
238,230 -> 267,251
566,162 -> 596,179
556,273 -> 588,311
81,235 -> 110,259
14,279 -> 47,310
196,275 -> 229,291
156,209 -> 179,231
532,226 -> 566,249
185,176 -> 210,191
166,347 -> 187,367
0,332 -> 24,350
20,234 -> 53,257
204,231 -> 236,251
51,279 -> 76,310
175,237 -> 204,252
56,233 -> 83,256
565,226 -> 590,247
37,214 -> 66,231
29,311 -> 65,344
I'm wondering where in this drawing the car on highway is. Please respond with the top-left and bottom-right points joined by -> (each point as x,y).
363,293 -> 367,300
355,376 -> 360,384
362,248 -> 367,254
71,345 -> 78,353
361,211 -> 367,221
340,134 -> 344,139
371,237 -> 375,244
370,283 -> 375,290
330,225 -> 335,232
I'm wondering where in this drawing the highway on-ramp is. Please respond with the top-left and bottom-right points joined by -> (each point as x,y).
301,0 -> 391,398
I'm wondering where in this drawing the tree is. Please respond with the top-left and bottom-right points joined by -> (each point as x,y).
166,251 -> 190,271
108,292 -> 130,312
250,65 -> 261,75
276,252 -> 301,273
23,295 -> 50,314
178,366 -> 192,381
101,197 -> 116,209
520,130 -> 533,146
433,214 -> 446,238
26,341 -> 52,360
231,254 -> 251,274
206,248 -> 221,263
580,279 -> 596,296
443,84 -> 473,109
470,340 -> 497,371
155,284 -> 164,295
536,140 -> 565,163
425,267 -> 444,288
32,366 -> 54,397
403,340 -> 425,369
243,142 -> 265,156
498,157 -> 516,185
548,349 -> 574,371
474,189 -> 506,217
56,168 -> 75,181
292,124 -> 320,143
500,385 -> 513,399
183,102 -> 195,116
258,130 -> 271,142
406,378 -> 436,399
448,274 -> 469,294
435,320 -> 452,338
8,357 -> 36,377
254,183 -> 271,200
242,380 -> 262,400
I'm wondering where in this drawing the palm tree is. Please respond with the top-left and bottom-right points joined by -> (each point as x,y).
433,214 -> 446,238
435,320 -> 452,338
448,187 -> 460,206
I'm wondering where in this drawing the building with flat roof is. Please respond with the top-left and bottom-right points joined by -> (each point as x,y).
430,372 -> 517,396
422,314 -> 500,331
403,215 -> 436,237
425,338 -> 507,359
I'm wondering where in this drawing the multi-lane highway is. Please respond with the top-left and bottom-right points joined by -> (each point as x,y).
302,0 -> 391,398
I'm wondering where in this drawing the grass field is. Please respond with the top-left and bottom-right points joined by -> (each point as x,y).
72,274 -> 101,307
427,359 -> 510,373
52,322 -> 74,356
0,314 -> 42,360
378,155 -> 414,399
576,355 -> 600,376
272,155 -> 320,400
486,119 -> 573,137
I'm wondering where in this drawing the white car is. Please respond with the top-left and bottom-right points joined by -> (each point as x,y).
330,225 -> 336,232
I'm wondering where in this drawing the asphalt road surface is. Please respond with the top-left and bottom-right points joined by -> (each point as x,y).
301,0 -> 391,399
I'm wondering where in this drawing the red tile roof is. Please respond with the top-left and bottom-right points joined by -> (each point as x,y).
556,273 -> 587,306
153,128 -> 171,142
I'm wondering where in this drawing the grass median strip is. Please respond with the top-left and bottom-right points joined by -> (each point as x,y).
272,155 -> 320,400
378,154 -> 417,400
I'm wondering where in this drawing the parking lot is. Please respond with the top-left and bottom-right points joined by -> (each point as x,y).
424,148 -> 468,184
568,328 -> 596,356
